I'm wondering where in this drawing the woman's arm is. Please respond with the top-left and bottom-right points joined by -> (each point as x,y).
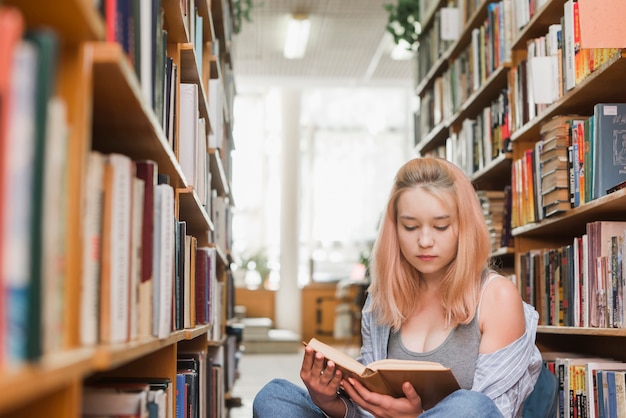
473,278 -> 543,417
478,276 -> 526,354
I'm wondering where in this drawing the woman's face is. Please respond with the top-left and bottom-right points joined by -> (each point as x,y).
396,187 -> 458,281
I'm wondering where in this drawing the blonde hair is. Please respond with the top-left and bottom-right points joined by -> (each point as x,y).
367,157 -> 491,330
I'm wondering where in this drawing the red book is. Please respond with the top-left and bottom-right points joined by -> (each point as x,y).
135,160 -> 157,283
194,248 -> 209,324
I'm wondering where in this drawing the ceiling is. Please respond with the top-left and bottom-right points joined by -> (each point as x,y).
230,0 -> 417,91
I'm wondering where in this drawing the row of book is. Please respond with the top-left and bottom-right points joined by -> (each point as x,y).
519,221 -> 626,329
544,354 -> 626,418
81,152 -> 224,347
477,189 -> 514,252
443,89 -> 512,177
82,349 -> 226,418
509,0 -> 620,132
511,104 -> 626,228
0,12 -> 66,366
0,3 -> 231,369
418,0 -> 514,139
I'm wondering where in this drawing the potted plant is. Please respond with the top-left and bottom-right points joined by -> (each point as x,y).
232,0 -> 254,34
383,0 -> 421,51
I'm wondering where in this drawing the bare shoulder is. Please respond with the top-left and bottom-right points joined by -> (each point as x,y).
478,274 -> 525,352
482,275 -> 523,307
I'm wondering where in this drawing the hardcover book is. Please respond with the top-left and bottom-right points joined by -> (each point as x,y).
592,103 -> 626,199
305,338 -> 460,410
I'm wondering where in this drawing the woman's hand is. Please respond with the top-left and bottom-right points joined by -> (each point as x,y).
340,378 -> 424,418
300,346 -> 346,418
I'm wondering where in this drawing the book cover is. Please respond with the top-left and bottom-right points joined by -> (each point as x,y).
82,382 -> 150,417
591,103 -> 626,199
306,338 -> 460,410
20,28 -> 60,361
2,39 -> 38,366
129,176 -> 145,341
41,97 -> 69,355
81,151 -> 106,346
100,153 -> 134,344
135,160 -> 157,338
0,5 -> 23,366
197,247 -> 212,325
153,183 -> 175,339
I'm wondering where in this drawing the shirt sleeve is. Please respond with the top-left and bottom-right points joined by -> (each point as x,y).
472,302 -> 543,418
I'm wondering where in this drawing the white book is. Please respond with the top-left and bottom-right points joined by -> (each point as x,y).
196,117 -> 208,204
207,78 -> 223,149
41,97 -> 69,355
563,0 -> 576,91
153,183 -> 175,339
179,83 -> 198,187
101,153 -> 134,344
2,41 -> 38,365
81,151 -> 106,346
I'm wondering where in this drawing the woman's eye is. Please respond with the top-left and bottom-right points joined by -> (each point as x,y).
403,225 -> 417,231
435,225 -> 449,231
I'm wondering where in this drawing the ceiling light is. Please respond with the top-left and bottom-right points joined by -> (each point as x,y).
284,14 -> 311,59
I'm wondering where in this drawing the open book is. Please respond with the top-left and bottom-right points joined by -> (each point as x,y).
306,338 -> 460,410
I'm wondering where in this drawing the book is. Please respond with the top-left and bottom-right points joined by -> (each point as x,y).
153,182 -> 175,339
0,7 -> 24,365
2,39 -> 38,365
81,151 -> 106,346
305,338 -> 460,410
591,103 -> 626,199
41,97 -> 69,355
99,153 -> 134,344
135,160 -> 157,338
585,361 -> 626,418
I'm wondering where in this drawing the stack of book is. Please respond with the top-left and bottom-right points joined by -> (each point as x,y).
539,115 -> 575,217
477,190 -> 506,252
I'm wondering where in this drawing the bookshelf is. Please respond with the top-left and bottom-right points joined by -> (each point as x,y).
414,0 -> 626,375
0,0 -> 236,416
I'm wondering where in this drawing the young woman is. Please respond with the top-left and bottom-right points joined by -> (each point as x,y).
253,157 -> 543,418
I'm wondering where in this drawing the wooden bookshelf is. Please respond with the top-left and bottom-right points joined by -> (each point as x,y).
0,0 -> 237,416
415,0 -> 626,386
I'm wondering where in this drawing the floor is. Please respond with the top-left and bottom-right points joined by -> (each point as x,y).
226,349 -> 305,418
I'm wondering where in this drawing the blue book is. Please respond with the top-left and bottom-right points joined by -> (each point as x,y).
591,103 -> 626,200
607,371 -> 617,418
176,373 -> 186,418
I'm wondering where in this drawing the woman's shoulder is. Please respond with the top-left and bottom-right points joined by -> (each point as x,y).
478,273 -> 526,351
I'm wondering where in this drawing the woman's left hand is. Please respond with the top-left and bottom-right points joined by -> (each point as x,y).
340,378 -> 424,418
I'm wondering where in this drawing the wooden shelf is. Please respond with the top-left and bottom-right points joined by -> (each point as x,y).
180,42 -> 213,133
89,42 -> 185,188
512,188 -> 626,240
209,148 -> 231,197
177,187 -> 214,247
0,348 -> 93,413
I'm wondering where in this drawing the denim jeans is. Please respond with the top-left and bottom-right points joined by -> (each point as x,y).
253,378 -> 504,418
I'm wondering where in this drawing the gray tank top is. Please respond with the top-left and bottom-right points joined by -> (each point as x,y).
387,312 -> 481,390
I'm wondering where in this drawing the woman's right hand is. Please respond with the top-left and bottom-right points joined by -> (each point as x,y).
300,346 -> 347,418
